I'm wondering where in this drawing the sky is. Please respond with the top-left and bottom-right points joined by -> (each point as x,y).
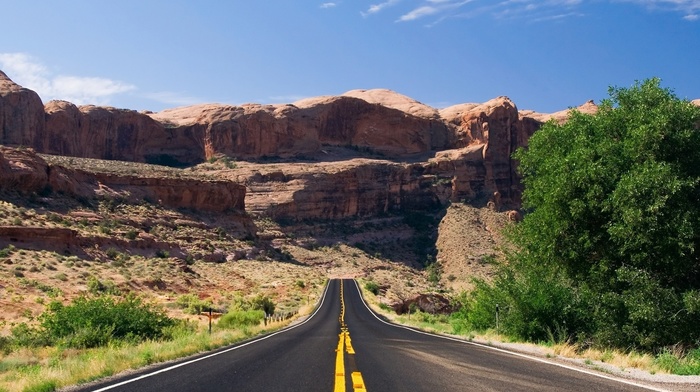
0,1 -> 698,113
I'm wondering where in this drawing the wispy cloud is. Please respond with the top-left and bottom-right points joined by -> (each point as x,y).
0,53 -> 135,105
373,0 -> 698,26
620,0 -> 700,19
397,0 -> 474,22
362,0 -> 401,16
320,2 -> 338,9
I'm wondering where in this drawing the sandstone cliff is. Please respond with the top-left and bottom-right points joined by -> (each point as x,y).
43,100 -> 203,166
0,146 -> 247,215
1,70 -> 632,219
0,71 -> 45,148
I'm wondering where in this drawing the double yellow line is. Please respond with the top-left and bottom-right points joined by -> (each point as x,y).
334,280 -> 367,392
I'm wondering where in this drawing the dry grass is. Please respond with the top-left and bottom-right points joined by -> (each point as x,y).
0,318 -> 298,392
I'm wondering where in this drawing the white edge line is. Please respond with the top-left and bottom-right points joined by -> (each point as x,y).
350,280 -> 670,392
90,281 -> 332,392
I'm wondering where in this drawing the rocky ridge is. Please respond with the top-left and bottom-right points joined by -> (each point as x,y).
0,70 -> 603,219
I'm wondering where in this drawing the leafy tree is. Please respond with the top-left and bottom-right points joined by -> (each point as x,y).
463,79 -> 700,350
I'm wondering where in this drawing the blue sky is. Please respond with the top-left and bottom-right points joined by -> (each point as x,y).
1,1 -> 698,113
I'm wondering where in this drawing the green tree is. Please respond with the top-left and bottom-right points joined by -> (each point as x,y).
470,78 -> 700,350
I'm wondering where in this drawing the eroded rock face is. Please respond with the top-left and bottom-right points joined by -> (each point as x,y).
43,101 -> 203,166
0,71 -> 45,148
0,146 -> 49,193
440,97 -> 528,201
0,146 -> 247,215
150,90 -> 452,160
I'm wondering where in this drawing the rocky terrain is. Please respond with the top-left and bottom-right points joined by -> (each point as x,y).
3,69 -> 696,332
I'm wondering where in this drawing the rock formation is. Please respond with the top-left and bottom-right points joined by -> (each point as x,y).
12,69 -> 688,221
43,100 -> 203,166
0,146 -> 247,215
0,71 -> 45,148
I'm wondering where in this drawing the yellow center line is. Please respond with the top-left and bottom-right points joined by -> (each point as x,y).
333,280 -> 367,392
334,330 -> 346,392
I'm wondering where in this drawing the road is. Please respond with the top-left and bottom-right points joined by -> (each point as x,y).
79,279 -> 664,392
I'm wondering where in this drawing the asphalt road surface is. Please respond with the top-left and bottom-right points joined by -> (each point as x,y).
78,279 -> 665,392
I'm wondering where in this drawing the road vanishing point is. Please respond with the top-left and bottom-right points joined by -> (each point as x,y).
79,279 -> 667,392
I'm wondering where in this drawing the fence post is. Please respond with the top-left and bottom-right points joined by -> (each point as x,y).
495,304 -> 500,334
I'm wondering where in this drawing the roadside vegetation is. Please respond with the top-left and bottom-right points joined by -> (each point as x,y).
366,79 -> 700,376
0,286 -> 308,392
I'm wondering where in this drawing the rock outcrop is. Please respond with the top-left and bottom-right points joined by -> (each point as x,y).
43,100 -> 203,166
0,146 -> 49,193
0,71 -> 45,148
0,146 -> 247,215
7,69 -> 655,217
150,90 -> 452,160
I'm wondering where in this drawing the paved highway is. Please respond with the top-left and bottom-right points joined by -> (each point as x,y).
78,279 -> 664,392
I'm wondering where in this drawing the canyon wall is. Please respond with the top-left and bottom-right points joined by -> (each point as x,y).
0,70 -> 622,219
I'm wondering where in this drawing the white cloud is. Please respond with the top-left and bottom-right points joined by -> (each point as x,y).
0,52 -> 135,105
397,0 -> 475,23
616,0 -> 700,19
374,0 -> 699,26
363,0 -> 401,16
320,2 -> 338,9
398,6 -> 439,21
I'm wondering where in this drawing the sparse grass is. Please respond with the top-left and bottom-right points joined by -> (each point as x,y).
0,297 -> 316,392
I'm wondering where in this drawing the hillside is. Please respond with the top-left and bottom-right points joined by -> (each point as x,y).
2,69 -> 671,332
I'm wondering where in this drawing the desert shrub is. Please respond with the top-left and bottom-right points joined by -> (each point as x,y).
227,293 -> 276,315
0,245 -> 14,258
124,229 -> 139,240
426,261 -> 441,284
250,294 -> 275,315
365,281 -> 380,295
175,294 -> 212,315
87,276 -> 120,296
35,295 -> 175,348
217,309 -> 265,329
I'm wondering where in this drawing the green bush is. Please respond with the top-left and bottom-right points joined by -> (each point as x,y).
217,309 -> 265,329
35,295 -> 175,348
87,277 -> 120,296
365,281 -> 380,295
226,293 -> 276,316
175,294 -> 212,315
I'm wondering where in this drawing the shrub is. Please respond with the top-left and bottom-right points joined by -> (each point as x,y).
37,295 -> 175,348
365,281 -> 380,295
217,309 -> 265,329
125,229 -> 139,240
87,276 -> 120,296
175,294 -> 212,315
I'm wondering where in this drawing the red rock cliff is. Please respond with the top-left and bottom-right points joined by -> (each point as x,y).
0,71 -> 45,148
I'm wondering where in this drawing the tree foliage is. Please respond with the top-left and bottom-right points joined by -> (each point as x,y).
13,295 -> 176,349
459,79 -> 700,351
